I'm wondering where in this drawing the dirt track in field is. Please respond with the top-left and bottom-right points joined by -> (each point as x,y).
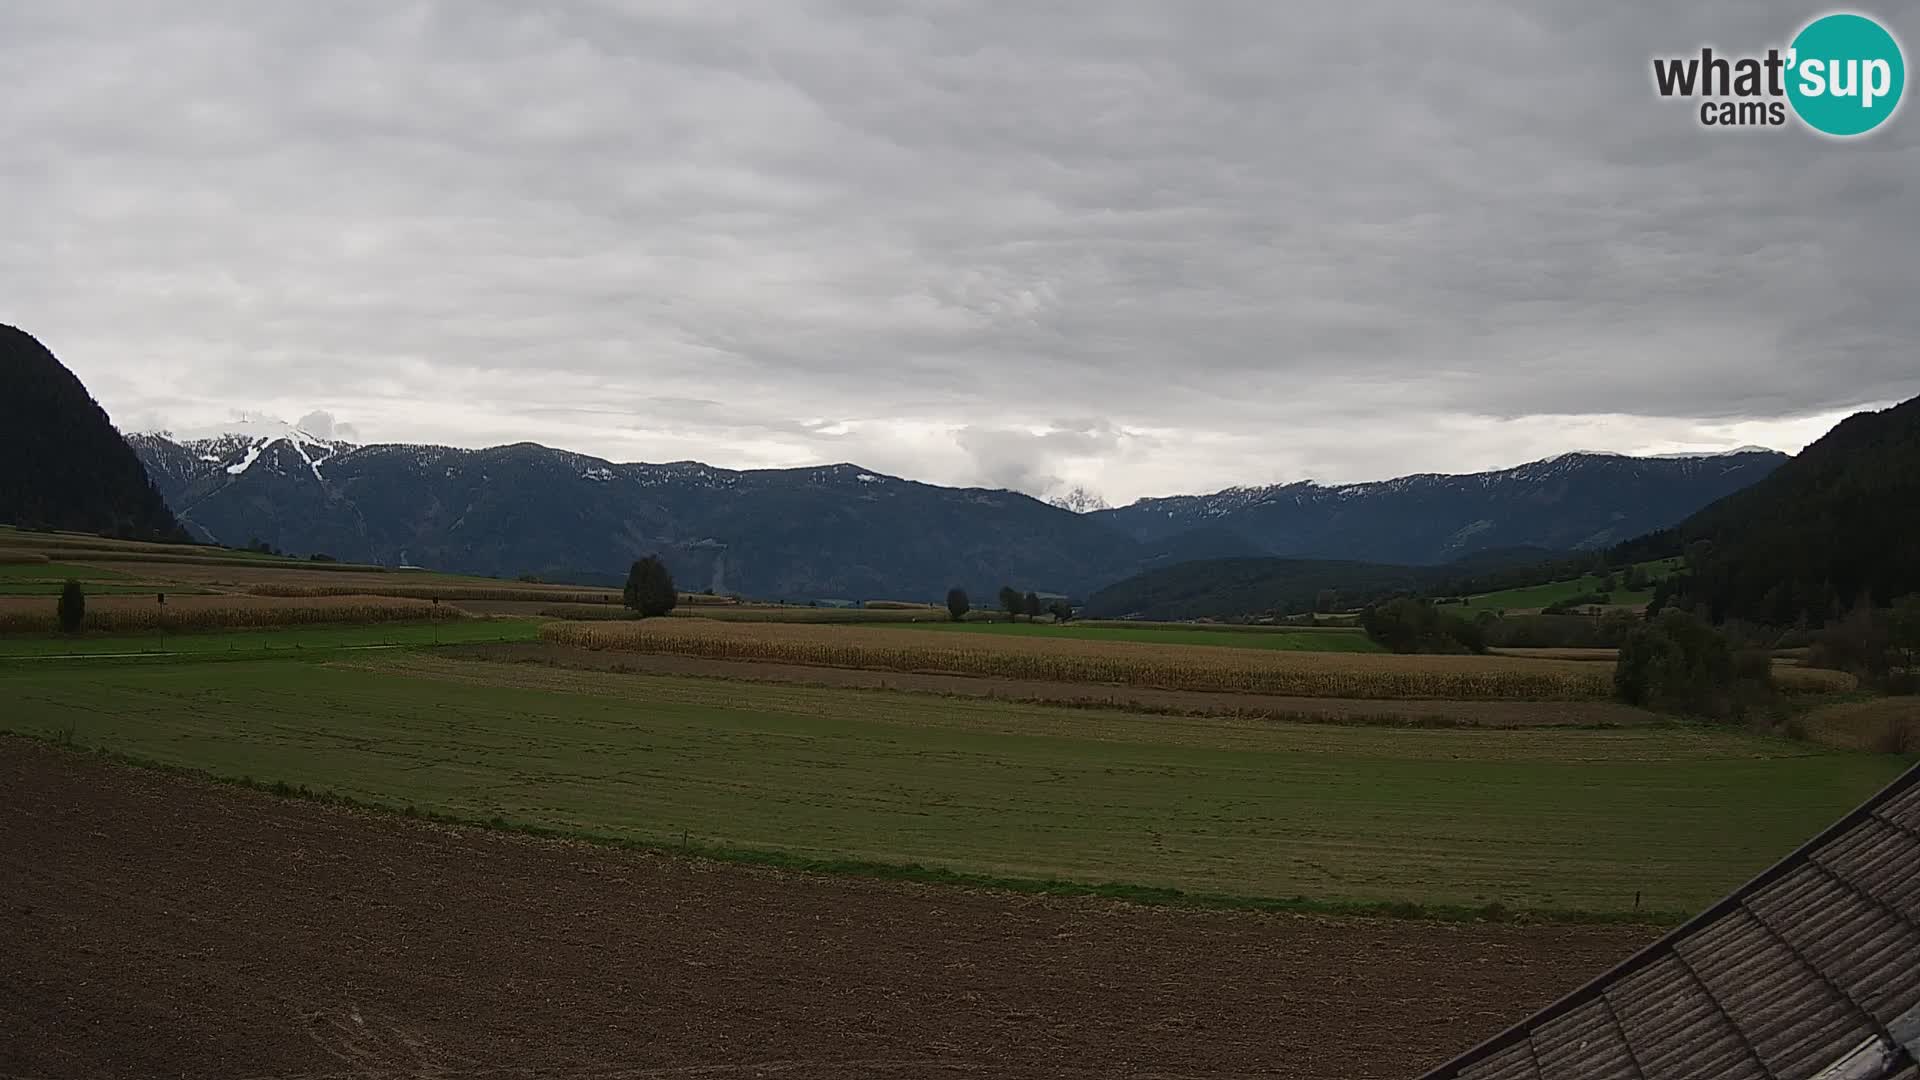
447,642 -> 1654,727
0,739 -> 1656,1080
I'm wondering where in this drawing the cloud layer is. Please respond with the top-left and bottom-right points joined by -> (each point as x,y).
4,1 -> 1915,503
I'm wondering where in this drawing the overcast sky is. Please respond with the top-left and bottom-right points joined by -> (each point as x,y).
4,2 -> 1915,504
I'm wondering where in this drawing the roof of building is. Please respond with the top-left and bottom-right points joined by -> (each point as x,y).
1416,761 -> 1920,1080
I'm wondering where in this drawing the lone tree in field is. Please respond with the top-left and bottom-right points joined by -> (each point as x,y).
999,585 -> 1021,623
1024,591 -> 1042,620
57,578 -> 85,633
946,587 -> 969,622
623,556 -> 678,618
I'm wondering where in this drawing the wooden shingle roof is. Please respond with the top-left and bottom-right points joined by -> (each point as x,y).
1418,762 -> 1920,1080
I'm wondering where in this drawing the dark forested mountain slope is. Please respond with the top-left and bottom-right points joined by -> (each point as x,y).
0,325 -> 182,539
1612,395 -> 1920,623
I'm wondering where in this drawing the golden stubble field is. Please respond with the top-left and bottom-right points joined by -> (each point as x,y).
542,618 -> 1618,700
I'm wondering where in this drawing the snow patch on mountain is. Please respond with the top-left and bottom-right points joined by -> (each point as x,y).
1650,445 -> 1776,459
225,443 -> 264,475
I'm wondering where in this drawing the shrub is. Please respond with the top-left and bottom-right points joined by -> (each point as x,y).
946,587 -> 969,622
1614,610 -> 1772,719
57,579 -> 85,633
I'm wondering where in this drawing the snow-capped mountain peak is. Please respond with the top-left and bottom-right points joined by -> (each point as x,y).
134,414 -> 355,485
1048,486 -> 1112,514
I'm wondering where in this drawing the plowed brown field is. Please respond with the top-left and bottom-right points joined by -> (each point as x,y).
0,739 -> 1656,1080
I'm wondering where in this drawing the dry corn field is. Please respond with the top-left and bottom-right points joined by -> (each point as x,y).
1803,697 -> 1920,753
0,594 -> 460,634
541,619 -> 1614,700
1770,664 -> 1859,693
245,583 -> 620,604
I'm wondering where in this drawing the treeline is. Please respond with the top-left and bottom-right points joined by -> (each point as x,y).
944,586 -> 1074,623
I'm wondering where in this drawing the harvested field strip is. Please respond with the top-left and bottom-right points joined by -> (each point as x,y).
888,620 -> 1385,652
672,605 -> 967,623
1493,647 -> 1622,661
0,593 -> 461,634
451,642 -> 1658,727
0,620 -> 539,657
3,656 -> 1900,914
1489,646 -> 1858,694
0,741 -> 1658,1080
543,618 -> 1613,700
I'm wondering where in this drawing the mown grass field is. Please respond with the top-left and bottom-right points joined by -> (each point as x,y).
886,620 -> 1384,652
1,652 -> 1900,917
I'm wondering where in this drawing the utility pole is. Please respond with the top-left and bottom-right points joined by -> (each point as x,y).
157,592 -> 166,652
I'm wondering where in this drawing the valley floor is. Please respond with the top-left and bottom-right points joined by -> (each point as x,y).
0,739 -> 1654,1080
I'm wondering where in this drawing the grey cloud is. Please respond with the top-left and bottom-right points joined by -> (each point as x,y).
2,0 -> 1915,505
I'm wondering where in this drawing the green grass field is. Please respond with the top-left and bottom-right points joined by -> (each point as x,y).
0,620 -> 540,657
1466,558 -> 1684,611
888,620 -> 1385,652
2,651 -> 1899,917
0,561 -> 133,581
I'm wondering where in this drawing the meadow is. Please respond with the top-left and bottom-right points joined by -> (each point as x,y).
1465,557 -> 1683,612
0,593 -> 461,634
2,651 -> 1902,917
0,619 -> 539,657
0,525 -> 1905,927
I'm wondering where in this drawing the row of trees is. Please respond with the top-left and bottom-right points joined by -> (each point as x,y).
623,557 -> 1083,627
945,587 -> 1073,623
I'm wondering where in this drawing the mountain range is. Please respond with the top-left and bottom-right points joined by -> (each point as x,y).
126,418 -> 1785,601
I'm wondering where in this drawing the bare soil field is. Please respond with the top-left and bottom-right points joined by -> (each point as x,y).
453,642 -> 1659,727
0,738 -> 1654,1080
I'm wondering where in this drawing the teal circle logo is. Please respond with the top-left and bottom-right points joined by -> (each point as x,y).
1787,13 -> 1905,136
